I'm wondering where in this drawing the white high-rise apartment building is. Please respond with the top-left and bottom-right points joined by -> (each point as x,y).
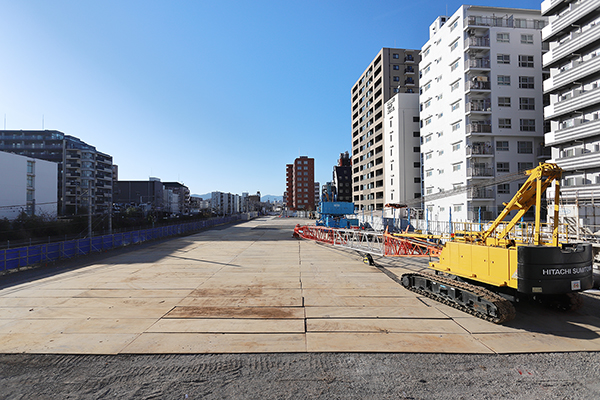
420,6 -> 548,222
383,93 -> 422,217
542,0 -> 600,227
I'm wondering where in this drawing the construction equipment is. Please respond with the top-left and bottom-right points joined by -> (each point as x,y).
316,201 -> 358,229
401,163 -> 593,323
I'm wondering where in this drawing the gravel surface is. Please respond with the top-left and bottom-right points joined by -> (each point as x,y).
1,352 -> 600,399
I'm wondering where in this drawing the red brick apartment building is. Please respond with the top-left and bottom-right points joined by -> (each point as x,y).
284,156 -> 315,211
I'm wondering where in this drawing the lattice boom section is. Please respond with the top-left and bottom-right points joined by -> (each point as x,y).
294,225 -> 441,257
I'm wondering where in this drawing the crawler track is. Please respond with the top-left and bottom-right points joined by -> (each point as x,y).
401,272 -> 516,324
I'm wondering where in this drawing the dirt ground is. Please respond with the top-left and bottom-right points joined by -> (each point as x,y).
1,352 -> 600,399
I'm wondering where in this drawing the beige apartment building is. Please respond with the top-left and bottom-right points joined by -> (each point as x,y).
351,48 -> 420,211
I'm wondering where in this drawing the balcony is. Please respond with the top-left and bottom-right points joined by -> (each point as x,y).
467,166 -> 494,177
465,58 -> 490,70
466,122 -> 492,134
543,23 -> 600,67
556,148 -> 600,170
544,85 -> 600,119
465,99 -> 491,114
465,80 -> 491,92
542,0 -> 600,41
467,188 -> 495,199
465,15 -> 546,30
544,53 -> 600,94
405,78 -> 415,85
464,36 -> 490,49
466,143 -> 494,156
404,66 -> 415,74
541,0 -> 567,16
546,117 -> 600,146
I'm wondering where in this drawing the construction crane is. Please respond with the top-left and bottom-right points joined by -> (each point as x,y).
401,163 -> 593,323
295,163 -> 593,323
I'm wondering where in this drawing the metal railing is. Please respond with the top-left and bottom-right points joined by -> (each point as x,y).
0,215 -> 242,272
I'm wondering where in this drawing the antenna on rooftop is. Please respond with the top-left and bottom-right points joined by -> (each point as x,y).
42,115 -> 44,130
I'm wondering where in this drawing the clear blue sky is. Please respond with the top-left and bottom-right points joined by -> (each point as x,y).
0,0 -> 544,197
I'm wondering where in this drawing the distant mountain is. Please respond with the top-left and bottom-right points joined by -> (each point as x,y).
191,193 -> 212,200
261,195 -> 283,203
191,193 -> 283,203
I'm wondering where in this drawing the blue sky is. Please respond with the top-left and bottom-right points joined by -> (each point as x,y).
0,0 -> 544,197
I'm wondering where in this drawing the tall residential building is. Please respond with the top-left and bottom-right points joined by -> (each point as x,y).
333,152 -> 352,202
383,93 -> 422,216
419,6 -> 547,222
163,182 -> 191,215
542,0 -> 600,225
351,48 -> 420,212
0,130 -> 113,216
211,191 -> 241,215
284,156 -> 315,211
0,151 -> 58,219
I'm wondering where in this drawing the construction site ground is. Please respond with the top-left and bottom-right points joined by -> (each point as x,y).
1,216 -> 600,398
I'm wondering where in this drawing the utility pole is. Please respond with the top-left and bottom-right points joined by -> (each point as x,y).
88,189 -> 92,238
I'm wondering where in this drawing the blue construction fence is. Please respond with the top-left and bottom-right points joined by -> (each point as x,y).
0,215 -> 241,272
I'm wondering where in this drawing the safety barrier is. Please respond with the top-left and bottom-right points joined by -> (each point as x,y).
0,215 -> 241,272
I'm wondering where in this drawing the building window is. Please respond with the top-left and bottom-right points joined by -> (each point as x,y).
520,119 -> 536,131
497,162 -> 510,173
454,204 -> 463,212
451,122 -> 461,131
521,34 -> 534,44
519,97 -> 535,110
393,76 -> 400,82
518,55 -> 534,68
498,97 -> 511,107
499,118 -> 512,129
450,80 -> 460,91
27,160 -> 35,174
517,141 -> 533,154
26,189 -> 34,201
393,53 -> 399,59
498,75 -> 511,86
452,142 -> 461,151
393,65 -> 399,70
451,101 -> 460,111
413,146 -> 420,152
426,152 -> 432,160
519,76 -> 535,89
450,60 -> 460,72
497,184 -> 510,194
518,162 -> 534,171
453,163 -> 462,172
496,141 -> 509,151
497,33 -> 510,43
497,54 -> 510,64
450,40 -> 459,51
426,170 -> 433,177
425,134 -> 432,143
